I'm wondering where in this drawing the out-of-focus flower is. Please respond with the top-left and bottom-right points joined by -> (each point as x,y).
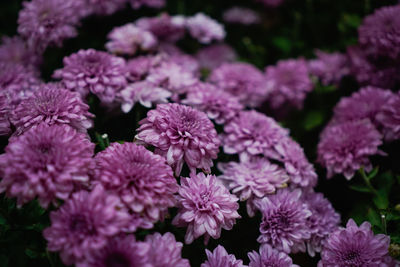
129,0 -> 165,9
223,7 -> 261,25
209,63 -> 269,107
145,232 -> 190,267
53,49 -> 127,103
377,93 -> 400,141
124,55 -> 163,82
186,13 -> 226,44
308,50 -> 350,86
255,189 -> 312,254
43,185 -> 130,265
83,0 -> 127,16
248,244 -> 298,267
265,58 -> 313,110
94,142 -> 178,229
319,219 -> 391,267
182,82 -> 243,124
172,173 -> 240,244
106,23 -> 157,55
11,84 -> 94,135
0,123 -> 94,208
0,36 -> 41,68
201,245 -> 244,267
165,53 -> 201,76
0,63 -> 40,94
256,0 -> 285,7
317,119 -> 383,179
196,43 -> 237,70
136,103 -> 220,175
0,93 -> 11,136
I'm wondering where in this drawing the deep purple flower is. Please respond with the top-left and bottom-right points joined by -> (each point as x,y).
303,191 -> 340,256
94,142 -> 178,229
223,7 -> 261,25
201,245 -> 244,267
136,103 -> 220,175
265,58 -> 313,110
53,49 -> 127,103
0,93 -> 11,136
172,172 -> 240,244
319,219 -> 391,267
165,53 -> 201,76
255,189 -> 312,254
358,5 -> 400,59
129,0 -> 165,9
308,50 -> 350,86
248,244 -> 298,267
0,123 -> 94,208
256,0 -> 285,8
317,119 -> 383,179
124,55 -> 163,82
196,43 -> 237,70
377,93 -> 400,141
209,63 -> 269,107
44,185 -> 130,265
0,63 -> 40,94
221,110 -> 289,161
11,84 -> 94,135
186,13 -> 226,44
0,36 -> 40,68
106,23 -> 157,55
83,0 -> 127,15
182,82 -> 243,124
145,232 -> 190,267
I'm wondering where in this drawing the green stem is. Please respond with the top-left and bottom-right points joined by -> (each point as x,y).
359,168 -> 379,196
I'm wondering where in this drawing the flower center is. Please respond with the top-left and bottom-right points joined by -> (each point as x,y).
69,214 -> 96,235
342,250 -> 362,265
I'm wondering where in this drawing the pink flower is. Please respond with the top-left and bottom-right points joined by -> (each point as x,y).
186,13 -> 226,44
201,245 -> 244,267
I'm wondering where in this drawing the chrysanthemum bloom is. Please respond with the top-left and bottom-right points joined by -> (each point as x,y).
0,93 -> 11,136
106,23 -> 157,56
274,138 -> 318,188
248,244 -> 298,267
0,36 -> 40,68
136,103 -> 220,175
83,0 -> 127,15
303,191 -> 340,257
94,142 -> 178,229
265,58 -> 313,110
0,124 -> 94,208
11,84 -> 94,135
17,0 -> 81,50
53,49 -> 127,103
182,82 -> 243,124
76,235 -> 151,267
125,55 -> 163,82
377,94 -> 400,141
318,219 -> 391,267
221,110 -> 289,161
130,0 -> 165,9
256,0 -> 285,8
358,5 -> 400,59
135,14 -> 186,43
186,13 -> 226,44
201,245 -> 244,267
209,63 -> 269,107
0,63 -> 40,93
223,7 -> 261,25
119,81 -> 171,112
255,189 -> 312,254
196,43 -> 237,70
44,185 -> 130,265
332,86 -> 393,129
308,50 -> 350,86
165,53 -> 201,76
317,119 -> 383,179
172,173 -> 240,244
145,232 -> 190,267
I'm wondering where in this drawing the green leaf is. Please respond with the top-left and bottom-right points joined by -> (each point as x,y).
303,111 -> 324,131
367,208 -> 380,227
25,248 -> 39,258
272,37 -> 292,53
373,194 -> 389,210
349,184 -> 370,193
367,166 -> 379,180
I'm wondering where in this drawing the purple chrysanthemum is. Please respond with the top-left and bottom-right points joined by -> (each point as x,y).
223,7 -> 261,25
319,219 -> 391,267
17,0 -> 81,50
209,63 -> 269,107
377,94 -> 400,141
83,0 -> 127,15
0,63 -> 40,94
53,49 -> 127,103
248,244 -> 298,267
182,82 -> 243,124
256,0 -> 285,8
317,119 -> 383,179
0,36 -> 40,68
265,58 -> 313,110
221,110 -> 289,161
358,5 -> 400,59
308,50 -> 350,86
201,245 -> 244,267
0,93 -> 11,136
0,123 -> 94,208
129,0 -> 165,9
124,55 -> 163,82
119,81 -> 171,112
10,84 -> 94,135
303,191 -> 340,257
172,172 -> 240,244
77,235 -> 150,267
165,53 -> 201,76
44,185 -> 130,265
196,43 -> 237,70
255,189 -> 312,254
145,232 -> 190,267
186,13 -> 226,44
136,103 -> 220,175
106,23 -> 157,56
94,142 -> 178,229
